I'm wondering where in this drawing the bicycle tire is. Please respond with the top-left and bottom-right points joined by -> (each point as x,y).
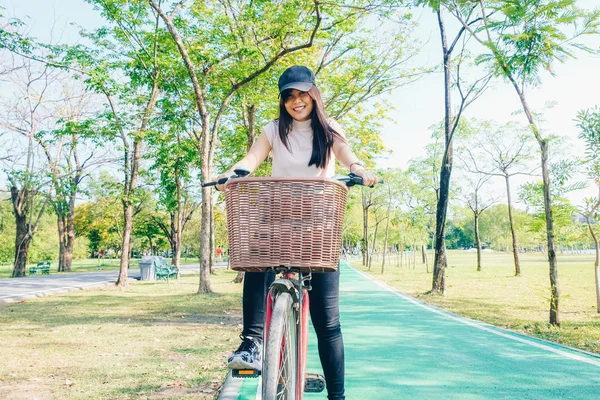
262,292 -> 298,400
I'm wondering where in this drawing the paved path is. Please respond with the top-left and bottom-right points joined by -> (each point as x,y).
0,264 -> 210,304
221,262 -> 600,400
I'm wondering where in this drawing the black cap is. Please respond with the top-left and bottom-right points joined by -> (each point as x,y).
278,65 -> 316,93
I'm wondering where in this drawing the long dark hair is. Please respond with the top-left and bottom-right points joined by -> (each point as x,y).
278,86 -> 346,169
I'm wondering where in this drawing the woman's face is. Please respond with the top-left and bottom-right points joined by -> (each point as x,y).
283,89 -> 313,121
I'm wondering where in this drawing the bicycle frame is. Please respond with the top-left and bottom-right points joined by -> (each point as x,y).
265,268 -> 310,399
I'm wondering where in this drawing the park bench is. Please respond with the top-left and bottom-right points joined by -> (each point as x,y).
153,259 -> 179,282
29,261 -> 51,276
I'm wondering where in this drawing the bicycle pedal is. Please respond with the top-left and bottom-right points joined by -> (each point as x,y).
232,369 -> 260,378
304,373 -> 326,392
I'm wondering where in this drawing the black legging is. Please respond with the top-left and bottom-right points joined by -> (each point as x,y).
242,269 -> 345,400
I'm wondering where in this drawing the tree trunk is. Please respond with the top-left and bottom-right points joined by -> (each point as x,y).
413,242 -> 417,269
198,117 -> 214,292
10,186 -> 46,277
12,214 -> 31,277
475,213 -> 482,271
57,200 -> 76,272
381,201 -> 391,275
116,203 -> 134,287
173,175 -> 182,270
586,220 -> 600,312
540,140 -> 560,326
57,215 -> 67,271
115,81 -> 159,288
362,205 -> 369,266
500,43 -> 560,325
422,244 -> 428,268
368,223 -> 379,271
233,270 -> 244,283
505,174 -> 521,276
432,9 -> 452,295
231,105 -> 258,285
199,184 -> 213,293
63,198 -> 76,272
210,202 -> 215,275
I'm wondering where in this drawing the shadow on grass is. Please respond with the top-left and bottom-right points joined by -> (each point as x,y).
1,288 -> 243,329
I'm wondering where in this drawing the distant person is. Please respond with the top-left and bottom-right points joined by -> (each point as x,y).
216,246 -> 223,262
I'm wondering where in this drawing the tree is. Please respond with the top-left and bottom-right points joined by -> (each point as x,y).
417,1 -> 492,294
55,1 -> 170,287
460,120 -> 537,275
380,169 -> 408,274
149,0 -> 328,292
1,59 -> 56,276
408,130 -> 445,271
36,85 -> 99,272
150,0 -> 420,292
451,0 -> 600,325
457,172 -> 496,271
576,106 -> 600,312
147,116 -> 199,269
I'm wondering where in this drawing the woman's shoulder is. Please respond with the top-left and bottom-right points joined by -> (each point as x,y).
263,119 -> 279,130
262,119 -> 279,144
327,118 -> 345,136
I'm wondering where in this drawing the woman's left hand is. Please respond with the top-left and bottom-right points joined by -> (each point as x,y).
352,166 -> 379,187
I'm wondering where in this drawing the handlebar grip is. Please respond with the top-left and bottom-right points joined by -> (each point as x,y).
345,173 -> 383,187
202,177 -> 230,188
234,168 -> 250,177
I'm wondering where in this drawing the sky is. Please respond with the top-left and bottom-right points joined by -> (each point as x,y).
3,0 -> 600,205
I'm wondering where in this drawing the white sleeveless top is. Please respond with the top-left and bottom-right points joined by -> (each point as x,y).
263,119 -> 342,178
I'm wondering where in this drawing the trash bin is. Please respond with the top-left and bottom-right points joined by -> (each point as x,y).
139,256 -> 156,281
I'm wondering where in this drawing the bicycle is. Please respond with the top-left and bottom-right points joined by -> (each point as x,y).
204,169 -> 377,399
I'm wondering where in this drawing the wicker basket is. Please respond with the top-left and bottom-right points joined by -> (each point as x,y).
225,177 -> 348,273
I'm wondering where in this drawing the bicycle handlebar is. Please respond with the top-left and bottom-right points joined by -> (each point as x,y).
202,168 -> 251,188
337,173 -> 384,188
202,168 -> 383,189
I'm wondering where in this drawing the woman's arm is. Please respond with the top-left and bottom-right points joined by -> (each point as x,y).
216,131 -> 271,190
332,137 -> 362,173
332,136 -> 379,187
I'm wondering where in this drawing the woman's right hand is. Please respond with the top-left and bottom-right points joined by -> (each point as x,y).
216,170 -> 233,192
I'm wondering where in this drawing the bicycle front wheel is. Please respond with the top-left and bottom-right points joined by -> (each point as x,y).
262,292 -> 298,400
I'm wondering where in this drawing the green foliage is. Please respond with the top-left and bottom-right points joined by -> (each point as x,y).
0,8 -> 35,55
575,106 -> 600,237
1,0 -> 424,265
474,0 -> 600,87
445,219 -> 471,249
518,155 -> 586,246
576,106 -> 600,179
451,204 -> 539,250
0,196 -> 89,265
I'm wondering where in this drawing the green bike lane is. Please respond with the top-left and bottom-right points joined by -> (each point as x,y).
225,262 -> 600,399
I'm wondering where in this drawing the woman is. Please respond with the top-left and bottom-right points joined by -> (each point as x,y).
217,65 -> 378,400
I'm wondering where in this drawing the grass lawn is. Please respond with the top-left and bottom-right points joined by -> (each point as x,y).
353,249 -> 600,354
0,270 -> 243,400
0,257 -> 201,279
3,250 -> 600,398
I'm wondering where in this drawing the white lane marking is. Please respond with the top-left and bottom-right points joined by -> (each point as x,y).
255,377 -> 262,400
345,263 -> 600,368
217,372 -> 244,400
0,281 -> 113,299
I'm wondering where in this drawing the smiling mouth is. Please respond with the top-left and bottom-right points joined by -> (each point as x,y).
293,106 -> 305,112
